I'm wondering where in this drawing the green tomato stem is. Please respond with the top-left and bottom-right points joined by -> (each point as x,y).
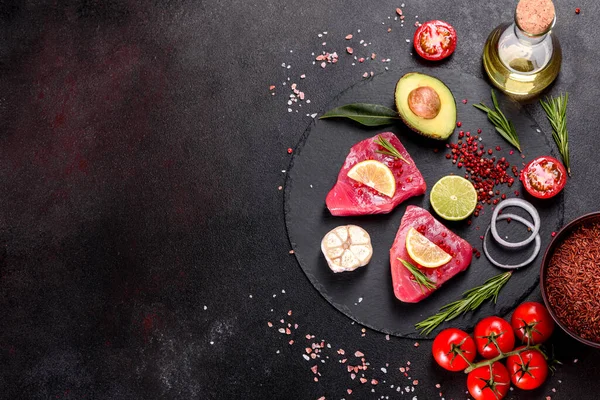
463,344 -> 542,374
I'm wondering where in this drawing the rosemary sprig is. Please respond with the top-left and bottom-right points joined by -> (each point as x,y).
415,271 -> 512,336
540,93 -> 570,175
375,135 -> 410,164
473,90 -> 522,152
400,259 -> 436,293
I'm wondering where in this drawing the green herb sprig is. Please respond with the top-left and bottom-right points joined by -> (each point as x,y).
320,103 -> 401,126
540,93 -> 570,175
375,135 -> 410,164
400,259 -> 436,293
415,271 -> 512,336
474,90 -> 521,152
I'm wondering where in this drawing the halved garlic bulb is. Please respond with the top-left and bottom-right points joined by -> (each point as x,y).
321,225 -> 373,273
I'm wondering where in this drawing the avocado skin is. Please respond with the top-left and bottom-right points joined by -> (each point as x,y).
395,72 -> 457,140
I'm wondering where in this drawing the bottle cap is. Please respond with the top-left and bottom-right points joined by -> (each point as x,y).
516,0 -> 555,35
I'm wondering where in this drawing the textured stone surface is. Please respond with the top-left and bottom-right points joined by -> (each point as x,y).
0,0 -> 598,399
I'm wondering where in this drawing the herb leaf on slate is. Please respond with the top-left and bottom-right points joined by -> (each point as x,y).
540,93 -> 571,175
320,103 -> 401,126
415,271 -> 512,336
473,90 -> 522,152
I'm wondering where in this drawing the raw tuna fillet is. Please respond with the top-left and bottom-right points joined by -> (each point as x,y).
326,132 -> 426,216
390,205 -> 473,303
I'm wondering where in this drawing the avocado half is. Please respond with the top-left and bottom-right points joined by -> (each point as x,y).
394,72 -> 457,140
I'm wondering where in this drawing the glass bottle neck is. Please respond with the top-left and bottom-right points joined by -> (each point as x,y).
514,24 -> 548,45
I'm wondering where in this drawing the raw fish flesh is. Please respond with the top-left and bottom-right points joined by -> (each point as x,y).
326,132 -> 426,216
390,205 -> 473,303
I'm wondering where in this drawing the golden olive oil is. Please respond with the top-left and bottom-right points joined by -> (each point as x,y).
483,22 -> 562,100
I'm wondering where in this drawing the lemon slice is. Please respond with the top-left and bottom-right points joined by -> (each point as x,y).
430,175 -> 478,221
405,227 -> 452,268
347,160 -> 396,197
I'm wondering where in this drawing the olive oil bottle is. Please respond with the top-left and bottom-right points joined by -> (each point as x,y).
482,0 -> 561,100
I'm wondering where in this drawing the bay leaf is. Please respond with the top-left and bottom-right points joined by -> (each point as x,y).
320,103 -> 400,127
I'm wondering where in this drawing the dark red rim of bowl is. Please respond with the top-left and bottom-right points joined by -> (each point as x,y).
540,211 -> 600,349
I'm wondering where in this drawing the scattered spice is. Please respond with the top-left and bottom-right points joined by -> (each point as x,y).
546,221 -> 600,343
445,132 -> 518,205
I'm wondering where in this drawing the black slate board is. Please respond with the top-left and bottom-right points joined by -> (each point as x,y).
284,67 -> 564,338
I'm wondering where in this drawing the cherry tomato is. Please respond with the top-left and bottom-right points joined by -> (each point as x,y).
432,328 -> 476,372
520,156 -> 567,199
511,302 -> 555,345
467,362 -> 511,400
506,347 -> 549,390
413,20 -> 457,61
474,316 -> 515,359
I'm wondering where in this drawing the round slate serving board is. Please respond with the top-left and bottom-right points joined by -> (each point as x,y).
284,67 -> 564,338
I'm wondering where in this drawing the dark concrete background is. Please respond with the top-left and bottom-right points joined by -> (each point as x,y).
1,0 -> 599,399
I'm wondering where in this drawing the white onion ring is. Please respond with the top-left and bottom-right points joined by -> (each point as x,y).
483,213 -> 541,269
490,198 -> 540,249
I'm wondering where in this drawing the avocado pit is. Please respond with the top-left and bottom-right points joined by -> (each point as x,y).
408,86 -> 441,119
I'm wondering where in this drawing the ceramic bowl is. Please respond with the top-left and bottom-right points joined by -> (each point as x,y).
540,212 -> 600,349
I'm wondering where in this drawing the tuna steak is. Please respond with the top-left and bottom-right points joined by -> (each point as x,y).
326,132 -> 426,216
390,205 -> 473,303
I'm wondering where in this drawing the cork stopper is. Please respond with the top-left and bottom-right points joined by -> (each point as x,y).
516,0 -> 555,35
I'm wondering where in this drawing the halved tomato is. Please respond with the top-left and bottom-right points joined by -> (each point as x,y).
413,20 -> 457,61
520,156 -> 567,199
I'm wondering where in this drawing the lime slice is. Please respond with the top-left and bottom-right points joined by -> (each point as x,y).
430,175 -> 477,221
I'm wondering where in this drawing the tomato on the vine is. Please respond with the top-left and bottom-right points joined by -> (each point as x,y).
520,156 -> 567,199
413,20 -> 457,61
474,316 -> 515,359
511,302 -> 555,345
467,362 -> 511,400
506,347 -> 549,390
432,328 -> 476,372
